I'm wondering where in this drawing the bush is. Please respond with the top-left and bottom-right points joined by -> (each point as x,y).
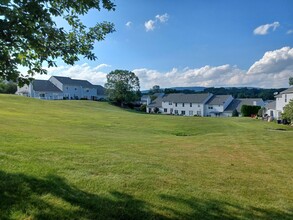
140,104 -> 146,112
282,100 -> 293,124
258,107 -> 266,117
232,109 -> 239,117
154,107 -> 159,113
0,81 -> 17,94
241,105 -> 261,117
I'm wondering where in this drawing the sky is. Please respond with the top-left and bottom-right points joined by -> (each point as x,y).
34,0 -> 293,90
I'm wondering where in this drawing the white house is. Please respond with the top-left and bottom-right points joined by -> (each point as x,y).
264,100 -> 281,119
276,87 -> 293,113
49,76 -> 98,100
148,93 -> 213,116
16,76 -> 105,100
205,95 -> 233,117
140,95 -> 152,105
147,94 -> 265,117
16,79 -> 63,100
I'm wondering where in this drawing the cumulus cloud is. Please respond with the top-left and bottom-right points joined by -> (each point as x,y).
32,47 -> 292,89
126,21 -> 132,28
145,20 -> 155,32
287,29 -> 293,34
248,47 -> 293,74
253,21 -> 280,35
134,47 -> 293,89
145,13 -> 169,32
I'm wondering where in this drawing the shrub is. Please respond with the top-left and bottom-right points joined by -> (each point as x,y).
241,105 -> 261,117
154,107 -> 159,113
140,104 -> 147,112
232,109 -> 239,117
282,100 -> 293,124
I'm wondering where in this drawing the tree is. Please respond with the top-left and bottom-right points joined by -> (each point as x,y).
149,85 -> 161,94
282,100 -> 293,124
105,70 -> 140,106
1,0 -> 115,85
0,80 -> 17,94
289,77 -> 293,86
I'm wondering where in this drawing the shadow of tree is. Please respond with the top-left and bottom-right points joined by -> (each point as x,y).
159,194 -> 293,220
0,171 -> 167,220
1,170 -> 292,219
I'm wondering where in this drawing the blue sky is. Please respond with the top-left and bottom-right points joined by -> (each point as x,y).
37,0 -> 293,89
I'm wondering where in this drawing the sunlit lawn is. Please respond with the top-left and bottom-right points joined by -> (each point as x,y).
0,94 -> 292,219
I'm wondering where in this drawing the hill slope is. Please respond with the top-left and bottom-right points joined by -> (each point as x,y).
0,95 -> 292,219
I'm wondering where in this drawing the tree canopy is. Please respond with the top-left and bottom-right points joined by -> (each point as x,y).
105,70 -> 140,106
0,0 -> 115,85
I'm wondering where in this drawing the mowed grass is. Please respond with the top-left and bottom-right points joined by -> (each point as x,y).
0,94 -> 292,220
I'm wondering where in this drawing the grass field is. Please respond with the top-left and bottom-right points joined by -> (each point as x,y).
0,94 -> 292,220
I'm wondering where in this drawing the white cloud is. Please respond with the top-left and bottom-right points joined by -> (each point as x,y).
134,47 -> 293,89
287,29 -> 293,34
31,48 -> 292,89
126,21 -> 132,28
145,13 -> 169,32
248,47 -> 293,74
253,21 -> 280,35
145,19 -> 155,32
155,13 -> 169,23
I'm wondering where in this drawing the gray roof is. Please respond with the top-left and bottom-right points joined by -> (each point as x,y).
206,95 -> 231,105
141,95 -> 150,99
53,76 -> 96,88
32,80 -> 62,92
153,93 -> 165,98
72,79 -> 96,88
265,100 -> 276,110
280,87 -> 293,94
224,98 -> 264,112
161,93 -> 211,103
95,85 -> 105,95
224,99 -> 242,112
148,97 -> 163,108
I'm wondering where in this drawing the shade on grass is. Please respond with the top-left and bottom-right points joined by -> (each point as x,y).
0,94 -> 292,219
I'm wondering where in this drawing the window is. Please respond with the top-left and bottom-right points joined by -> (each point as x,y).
169,102 -> 172,105
190,103 -> 192,107
75,88 -> 77,90
208,106 -> 213,109
198,105 -> 200,107
197,111 -> 201,116
175,110 -> 178,115
170,108 -> 173,114
189,111 -> 193,116
182,103 -> 185,107
175,103 -> 177,107
164,108 -> 167,113
86,89 -> 89,92
181,110 -> 186,115
285,94 -> 287,102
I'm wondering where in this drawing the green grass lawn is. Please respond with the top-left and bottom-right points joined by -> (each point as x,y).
0,94 -> 292,220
